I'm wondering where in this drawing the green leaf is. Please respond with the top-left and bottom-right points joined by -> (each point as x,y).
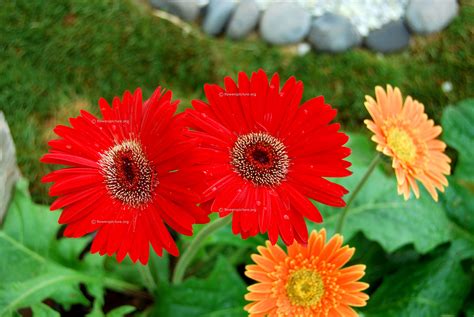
311,136 -> 452,253
442,177 -> 474,260
105,305 -> 137,317
346,233 -> 420,285
441,99 -> 474,182
55,236 -> 92,266
179,214 -> 265,273
320,171 -> 451,253
154,257 -> 247,317
181,213 -> 265,250
85,282 -> 105,317
363,253 -> 470,317
30,303 -> 60,317
0,270 -> 87,314
103,256 -> 143,289
345,132 -> 379,167
443,178 -> 474,233
440,100 -> 474,259
0,179 -> 143,314
148,251 -> 170,287
0,180 -> 89,314
463,298 -> 474,317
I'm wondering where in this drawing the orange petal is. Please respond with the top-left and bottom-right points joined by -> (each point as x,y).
343,281 -> 370,292
248,282 -> 273,293
245,270 -> 272,283
251,254 -> 276,272
245,292 -> 272,301
339,265 -> 366,284
331,247 -> 355,269
320,234 -> 343,260
341,293 -> 369,307
375,86 -> 389,119
265,241 -> 287,262
248,298 -> 277,314
335,304 -> 358,317
407,175 -> 420,199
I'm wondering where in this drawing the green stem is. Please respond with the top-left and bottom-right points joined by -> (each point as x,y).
335,154 -> 381,234
138,264 -> 156,292
102,276 -> 152,299
172,215 -> 232,284
184,245 -> 225,277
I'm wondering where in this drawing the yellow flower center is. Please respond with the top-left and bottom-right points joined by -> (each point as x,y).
386,127 -> 417,163
286,269 -> 325,307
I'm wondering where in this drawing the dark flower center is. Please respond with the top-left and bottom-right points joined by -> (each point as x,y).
118,151 -> 140,189
251,148 -> 270,165
231,132 -> 289,186
99,140 -> 158,208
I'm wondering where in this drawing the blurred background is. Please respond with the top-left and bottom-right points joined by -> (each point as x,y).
0,0 -> 473,316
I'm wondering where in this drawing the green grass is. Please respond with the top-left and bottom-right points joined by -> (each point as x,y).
0,0 -> 472,203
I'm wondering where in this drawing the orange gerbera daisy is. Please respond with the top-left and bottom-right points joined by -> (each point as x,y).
244,229 -> 369,317
364,85 -> 451,201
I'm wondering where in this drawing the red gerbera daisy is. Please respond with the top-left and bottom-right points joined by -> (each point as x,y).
183,70 -> 351,245
41,88 -> 208,264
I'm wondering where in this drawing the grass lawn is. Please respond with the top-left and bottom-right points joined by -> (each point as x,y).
0,0 -> 473,203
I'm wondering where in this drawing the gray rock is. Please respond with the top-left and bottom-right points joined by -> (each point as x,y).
365,20 -> 410,53
167,0 -> 200,22
406,0 -> 458,34
260,3 -> 311,45
226,0 -> 260,40
308,13 -> 361,52
0,112 -> 20,223
203,0 -> 236,36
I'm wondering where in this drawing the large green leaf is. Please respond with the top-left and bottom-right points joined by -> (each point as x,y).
346,233 -> 420,286
154,257 -> 247,317
441,99 -> 474,259
0,179 -> 144,315
311,134 -> 452,253
363,253 -> 470,317
441,177 -> 474,260
0,180 -> 89,314
319,169 -> 452,253
443,178 -> 474,233
440,100 -> 474,260
441,99 -> 474,182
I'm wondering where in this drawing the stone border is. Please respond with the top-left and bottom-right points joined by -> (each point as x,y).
150,0 -> 459,54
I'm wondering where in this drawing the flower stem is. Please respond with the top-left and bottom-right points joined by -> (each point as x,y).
138,264 -> 156,292
103,276 -> 152,300
335,154 -> 381,234
172,215 -> 232,284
